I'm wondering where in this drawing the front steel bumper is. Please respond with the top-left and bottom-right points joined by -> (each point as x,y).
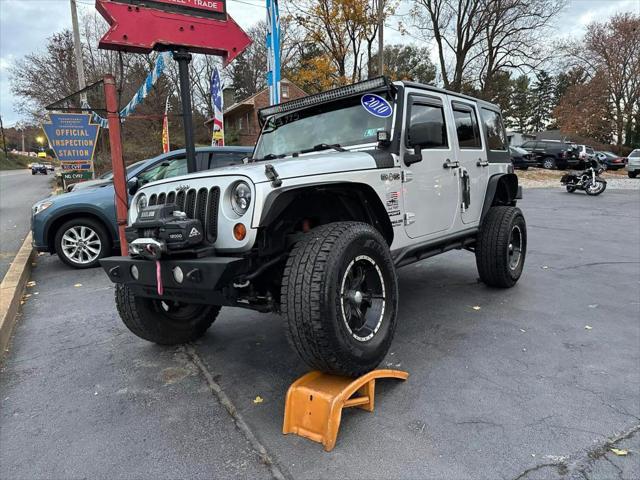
100,255 -> 249,304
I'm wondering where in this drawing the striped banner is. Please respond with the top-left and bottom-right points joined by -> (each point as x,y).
83,51 -> 172,128
266,0 -> 281,106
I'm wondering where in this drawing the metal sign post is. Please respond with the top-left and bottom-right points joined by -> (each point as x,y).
104,75 -> 129,256
173,50 -> 197,173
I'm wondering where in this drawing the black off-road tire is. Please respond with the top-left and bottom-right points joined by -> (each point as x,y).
115,284 -> 220,344
281,222 -> 398,377
629,171 -> 638,179
476,206 -> 527,288
566,185 -> 576,193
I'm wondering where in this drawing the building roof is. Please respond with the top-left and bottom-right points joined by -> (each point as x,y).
224,78 -> 305,116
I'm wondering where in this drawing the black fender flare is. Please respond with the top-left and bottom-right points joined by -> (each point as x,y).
258,182 -> 394,245
480,173 -> 520,224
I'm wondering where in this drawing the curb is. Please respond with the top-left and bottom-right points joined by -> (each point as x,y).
0,233 -> 35,357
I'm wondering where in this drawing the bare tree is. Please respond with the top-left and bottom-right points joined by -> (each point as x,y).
411,0 -> 488,91
563,12 -> 640,145
478,0 -> 565,95
412,0 -> 565,93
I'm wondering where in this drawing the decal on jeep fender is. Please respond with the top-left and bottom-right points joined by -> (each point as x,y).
361,94 -> 393,118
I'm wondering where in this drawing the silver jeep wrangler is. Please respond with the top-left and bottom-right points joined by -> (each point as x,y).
101,77 -> 526,377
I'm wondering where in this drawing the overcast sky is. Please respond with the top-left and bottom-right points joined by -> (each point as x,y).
0,0 -> 637,126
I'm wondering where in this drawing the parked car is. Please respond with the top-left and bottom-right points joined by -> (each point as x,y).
509,146 -> 536,170
519,140 -> 580,169
575,145 -> 596,163
595,151 -> 626,171
43,162 -> 54,172
67,160 -> 147,192
31,146 -> 252,268
31,163 -> 48,175
626,149 -> 640,178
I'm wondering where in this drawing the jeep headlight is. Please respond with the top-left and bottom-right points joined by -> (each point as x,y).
230,181 -> 251,216
135,193 -> 147,214
32,200 -> 53,215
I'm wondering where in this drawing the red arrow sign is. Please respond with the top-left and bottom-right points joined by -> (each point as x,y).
96,0 -> 251,64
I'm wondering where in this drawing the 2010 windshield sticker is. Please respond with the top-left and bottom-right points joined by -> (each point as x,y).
361,94 -> 393,118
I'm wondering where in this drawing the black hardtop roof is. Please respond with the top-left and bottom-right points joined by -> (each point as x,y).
398,81 -> 501,112
257,76 -> 503,125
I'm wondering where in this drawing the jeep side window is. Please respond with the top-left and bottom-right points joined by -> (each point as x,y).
407,103 -> 448,149
452,105 -> 482,149
521,141 -> 534,148
481,108 -> 507,151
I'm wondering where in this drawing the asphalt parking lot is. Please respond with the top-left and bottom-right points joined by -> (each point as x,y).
1,188 -> 639,480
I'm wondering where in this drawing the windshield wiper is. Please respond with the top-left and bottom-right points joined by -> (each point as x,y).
299,143 -> 346,154
253,153 -> 286,162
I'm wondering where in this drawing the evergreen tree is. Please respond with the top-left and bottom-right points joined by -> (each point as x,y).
505,75 -> 532,132
529,71 -> 555,132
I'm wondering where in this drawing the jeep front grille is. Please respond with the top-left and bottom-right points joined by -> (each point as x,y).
148,187 -> 220,243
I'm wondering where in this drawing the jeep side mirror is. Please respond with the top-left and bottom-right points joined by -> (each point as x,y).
405,123 -> 432,165
127,176 -> 139,195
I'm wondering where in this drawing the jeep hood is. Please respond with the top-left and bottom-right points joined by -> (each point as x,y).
144,151 -> 384,189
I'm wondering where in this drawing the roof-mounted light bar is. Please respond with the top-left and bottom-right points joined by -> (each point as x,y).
258,76 -> 391,126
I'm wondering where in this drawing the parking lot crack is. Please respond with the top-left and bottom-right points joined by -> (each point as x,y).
513,462 -> 564,480
559,261 -> 640,270
183,344 -> 291,480
512,424 -> 640,480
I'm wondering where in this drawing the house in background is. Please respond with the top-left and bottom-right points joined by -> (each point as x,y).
208,79 -> 307,147
506,131 -> 536,146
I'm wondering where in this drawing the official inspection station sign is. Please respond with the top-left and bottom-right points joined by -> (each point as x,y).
42,113 -> 100,164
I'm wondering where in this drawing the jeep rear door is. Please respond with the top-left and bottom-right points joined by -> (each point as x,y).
402,90 -> 459,238
449,98 -> 488,225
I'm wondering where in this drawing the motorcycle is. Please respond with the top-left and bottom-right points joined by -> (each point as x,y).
560,159 -> 607,196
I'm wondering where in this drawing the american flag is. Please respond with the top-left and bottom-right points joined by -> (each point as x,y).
210,67 -> 224,146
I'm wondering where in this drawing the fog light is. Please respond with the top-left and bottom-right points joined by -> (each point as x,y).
233,223 -> 246,241
130,265 -> 139,280
173,266 -> 184,284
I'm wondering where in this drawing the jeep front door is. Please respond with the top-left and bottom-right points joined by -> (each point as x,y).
449,98 -> 488,225
402,92 -> 459,239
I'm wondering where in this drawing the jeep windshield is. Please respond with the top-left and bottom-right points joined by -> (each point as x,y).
253,93 -> 393,160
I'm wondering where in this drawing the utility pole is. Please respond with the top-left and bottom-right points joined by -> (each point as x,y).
377,0 -> 384,76
70,0 -> 87,104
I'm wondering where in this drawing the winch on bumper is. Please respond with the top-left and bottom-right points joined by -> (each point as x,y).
100,203 -> 250,304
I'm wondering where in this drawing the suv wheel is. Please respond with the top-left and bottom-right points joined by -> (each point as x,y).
54,218 -> 111,269
115,285 -> 220,344
629,171 -> 638,179
542,157 -> 556,169
281,222 -> 398,377
476,206 -> 527,288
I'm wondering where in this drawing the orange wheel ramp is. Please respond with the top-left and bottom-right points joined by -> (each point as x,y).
282,369 -> 409,451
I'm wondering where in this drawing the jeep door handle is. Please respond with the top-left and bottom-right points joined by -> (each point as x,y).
443,158 -> 460,169
476,159 -> 489,167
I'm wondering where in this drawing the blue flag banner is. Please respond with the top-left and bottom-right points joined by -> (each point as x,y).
266,0 -> 281,105
42,113 -> 100,163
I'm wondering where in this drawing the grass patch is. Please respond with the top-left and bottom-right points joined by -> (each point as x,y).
0,151 -> 31,170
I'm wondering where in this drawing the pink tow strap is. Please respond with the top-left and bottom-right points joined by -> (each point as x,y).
155,259 -> 163,296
